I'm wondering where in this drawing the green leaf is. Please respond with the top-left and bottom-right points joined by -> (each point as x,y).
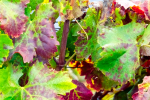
70,23 -> 81,36
27,61 -> 77,95
0,61 -> 76,99
25,6 -> 31,20
8,53 -> 28,73
35,2 -> 59,21
8,0 -> 20,3
49,58 -> 57,68
55,22 -> 64,56
59,0 -> 72,21
140,24 -> 150,45
96,22 -> 145,83
0,34 -> 13,67
0,64 -> 23,100
115,8 -> 126,20
75,8 -> 101,61
84,8 -> 97,28
66,24 -> 79,56
27,0 -> 43,10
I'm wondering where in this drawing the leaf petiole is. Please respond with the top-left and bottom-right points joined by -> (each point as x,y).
74,18 -> 88,40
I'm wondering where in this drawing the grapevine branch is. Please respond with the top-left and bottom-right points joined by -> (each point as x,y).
56,20 -> 70,71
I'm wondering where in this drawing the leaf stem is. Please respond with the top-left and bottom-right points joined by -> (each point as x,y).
74,18 -> 88,40
24,88 -> 33,99
138,66 -> 143,76
24,83 -> 43,89
64,52 -> 76,67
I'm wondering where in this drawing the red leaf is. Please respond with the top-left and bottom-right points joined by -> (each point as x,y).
0,0 -> 29,38
69,56 -> 118,91
14,20 -> 59,63
62,80 -> 93,100
113,0 -> 145,19
131,0 -> 150,20
132,5 -> 144,15
142,60 -> 150,68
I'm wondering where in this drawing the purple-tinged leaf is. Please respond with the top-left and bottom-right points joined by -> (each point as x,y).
0,0 -> 29,38
13,3 -> 59,63
132,76 -> 150,100
96,22 -> 145,84
69,57 -> 119,91
62,80 -> 93,100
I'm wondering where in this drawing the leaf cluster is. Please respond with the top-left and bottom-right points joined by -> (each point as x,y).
1,0 -> 150,100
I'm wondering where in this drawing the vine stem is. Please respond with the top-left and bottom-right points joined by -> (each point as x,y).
74,18 -> 88,40
64,52 -> 76,67
56,20 -> 70,71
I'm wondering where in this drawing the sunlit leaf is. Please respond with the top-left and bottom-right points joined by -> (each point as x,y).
0,34 -> 13,67
0,61 -> 76,99
96,22 -> 145,83
62,80 -> 93,100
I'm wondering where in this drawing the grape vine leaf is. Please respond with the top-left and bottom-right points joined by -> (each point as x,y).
69,57 -> 119,91
140,45 -> 150,57
80,61 -> 119,91
132,0 -> 150,21
58,0 -> 72,21
60,8 -> 98,58
114,91 -> 128,100
111,2 -> 127,26
62,80 -> 93,100
8,53 -> 28,73
0,34 -> 13,67
75,7 -> 146,83
96,22 -> 145,83
139,25 -> 150,59
132,76 -> 150,100
114,0 -> 137,9
51,0 -> 59,10
0,0 -> 29,38
141,59 -> 150,68
70,22 -> 81,36
140,24 -> 150,45
68,0 -> 83,19
66,23 -> 79,56
27,0 -> 43,10
111,0 -> 145,25
13,2 -> 59,63
0,61 -> 76,99
55,0 -> 85,21
75,8 -> 102,61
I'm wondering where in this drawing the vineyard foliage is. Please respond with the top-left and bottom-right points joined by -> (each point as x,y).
1,0 -> 150,100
